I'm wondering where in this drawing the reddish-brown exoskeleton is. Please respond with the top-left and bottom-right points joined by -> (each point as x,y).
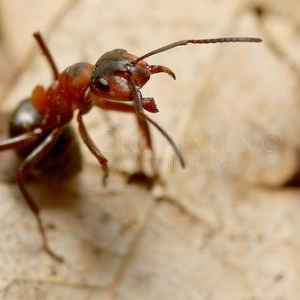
0,32 -> 261,261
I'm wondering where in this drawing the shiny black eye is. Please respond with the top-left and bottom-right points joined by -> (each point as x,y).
92,77 -> 110,92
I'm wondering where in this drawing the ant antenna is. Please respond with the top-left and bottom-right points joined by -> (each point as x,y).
135,37 -> 262,63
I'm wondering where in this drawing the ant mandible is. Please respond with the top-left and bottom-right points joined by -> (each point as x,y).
0,32 -> 262,261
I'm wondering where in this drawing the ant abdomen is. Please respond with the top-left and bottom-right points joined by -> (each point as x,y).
9,99 -> 82,180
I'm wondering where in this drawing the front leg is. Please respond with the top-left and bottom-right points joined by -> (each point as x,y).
77,112 -> 109,185
135,113 -> 158,177
127,76 -> 186,169
93,97 -> 159,178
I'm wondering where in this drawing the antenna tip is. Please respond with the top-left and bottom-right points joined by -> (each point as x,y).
251,37 -> 263,42
231,37 -> 262,43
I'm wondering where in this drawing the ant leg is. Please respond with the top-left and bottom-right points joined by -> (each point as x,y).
33,32 -> 59,80
94,98 -> 159,176
77,112 -> 109,185
135,114 -> 158,176
0,128 -> 43,151
16,128 -> 64,262
134,93 -> 157,171
127,76 -> 186,168
93,97 -> 158,113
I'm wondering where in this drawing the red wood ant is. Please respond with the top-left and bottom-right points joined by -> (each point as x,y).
0,32 -> 261,261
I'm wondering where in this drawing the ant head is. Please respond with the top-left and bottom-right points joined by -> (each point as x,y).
89,49 -> 152,101
89,36 -> 262,103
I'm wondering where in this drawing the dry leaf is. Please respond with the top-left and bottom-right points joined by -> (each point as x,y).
0,1 -> 300,300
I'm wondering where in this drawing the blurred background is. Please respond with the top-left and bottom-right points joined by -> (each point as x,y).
0,1 -> 300,299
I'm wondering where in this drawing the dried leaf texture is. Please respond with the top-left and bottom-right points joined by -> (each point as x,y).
0,1 -> 300,300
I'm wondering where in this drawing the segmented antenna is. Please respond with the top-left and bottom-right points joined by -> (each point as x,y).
135,37 -> 262,63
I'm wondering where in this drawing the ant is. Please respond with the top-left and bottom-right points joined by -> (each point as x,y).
0,32 -> 261,261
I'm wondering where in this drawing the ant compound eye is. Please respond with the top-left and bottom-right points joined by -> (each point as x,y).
93,77 -> 110,92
